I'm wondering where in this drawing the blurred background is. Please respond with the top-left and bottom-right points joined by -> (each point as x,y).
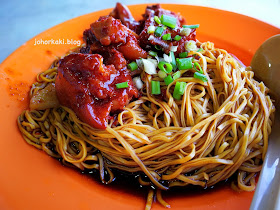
1,0 -> 280,63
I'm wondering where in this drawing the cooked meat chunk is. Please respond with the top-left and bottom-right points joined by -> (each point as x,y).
90,16 -> 128,46
109,2 -> 141,33
85,16 -> 147,60
55,53 -> 138,129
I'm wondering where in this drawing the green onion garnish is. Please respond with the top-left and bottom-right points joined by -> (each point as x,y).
158,70 -> 167,79
194,62 -> 203,74
151,80 -> 161,95
116,82 -> 129,89
155,27 -> 164,37
172,71 -> 181,80
164,75 -> 174,85
179,52 -> 188,58
128,62 -> 138,71
174,35 -> 182,41
176,57 -> 193,70
173,81 -> 186,100
158,61 -> 173,73
197,48 -> 203,52
183,24 -> 200,29
169,51 -> 177,70
180,27 -> 191,36
155,45 -> 162,51
154,16 -> 161,24
178,82 -> 187,94
194,72 -> 208,82
147,25 -> 156,34
160,14 -> 177,29
162,33 -> 172,41
149,51 -> 157,57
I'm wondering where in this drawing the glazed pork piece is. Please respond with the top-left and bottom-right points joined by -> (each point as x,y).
55,53 -> 138,129
83,15 -> 147,60
109,2 -> 141,33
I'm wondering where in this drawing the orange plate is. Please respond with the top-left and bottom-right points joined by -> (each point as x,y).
0,4 -> 279,210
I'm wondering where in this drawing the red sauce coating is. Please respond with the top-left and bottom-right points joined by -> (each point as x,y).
91,16 -> 128,46
55,53 -> 138,129
89,16 -> 147,60
117,34 -> 147,60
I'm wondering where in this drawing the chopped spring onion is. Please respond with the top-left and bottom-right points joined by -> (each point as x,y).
183,24 -> 200,29
197,48 -> 203,52
174,35 -> 182,41
147,58 -> 158,66
180,27 -> 191,36
158,61 -> 173,73
155,27 -> 164,37
133,77 -> 143,89
149,51 -> 157,57
154,16 -> 161,24
172,71 -> 181,80
176,57 -> 193,70
173,81 -> 186,100
164,75 -> 174,85
158,70 -> 167,79
163,54 -> 172,63
179,52 -> 188,58
169,51 -> 177,70
178,82 -> 187,95
136,59 -> 144,70
147,25 -> 156,34
155,45 -> 162,51
154,55 -> 160,64
160,14 -> 177,29
170,45 -> 178,52
148,35 -> 155,41
127,61 -> 138,71
185,40 -> 198,52
142,59 -> 157,74
151,80 -> 161,95
194,62 -> 203,74
194,72 -> 208,82
116,82 -> 129,89
162,33 -> 172,41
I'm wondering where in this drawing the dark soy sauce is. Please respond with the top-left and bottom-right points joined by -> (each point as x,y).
81,168 -> 148,198
80,167 -> 235,201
